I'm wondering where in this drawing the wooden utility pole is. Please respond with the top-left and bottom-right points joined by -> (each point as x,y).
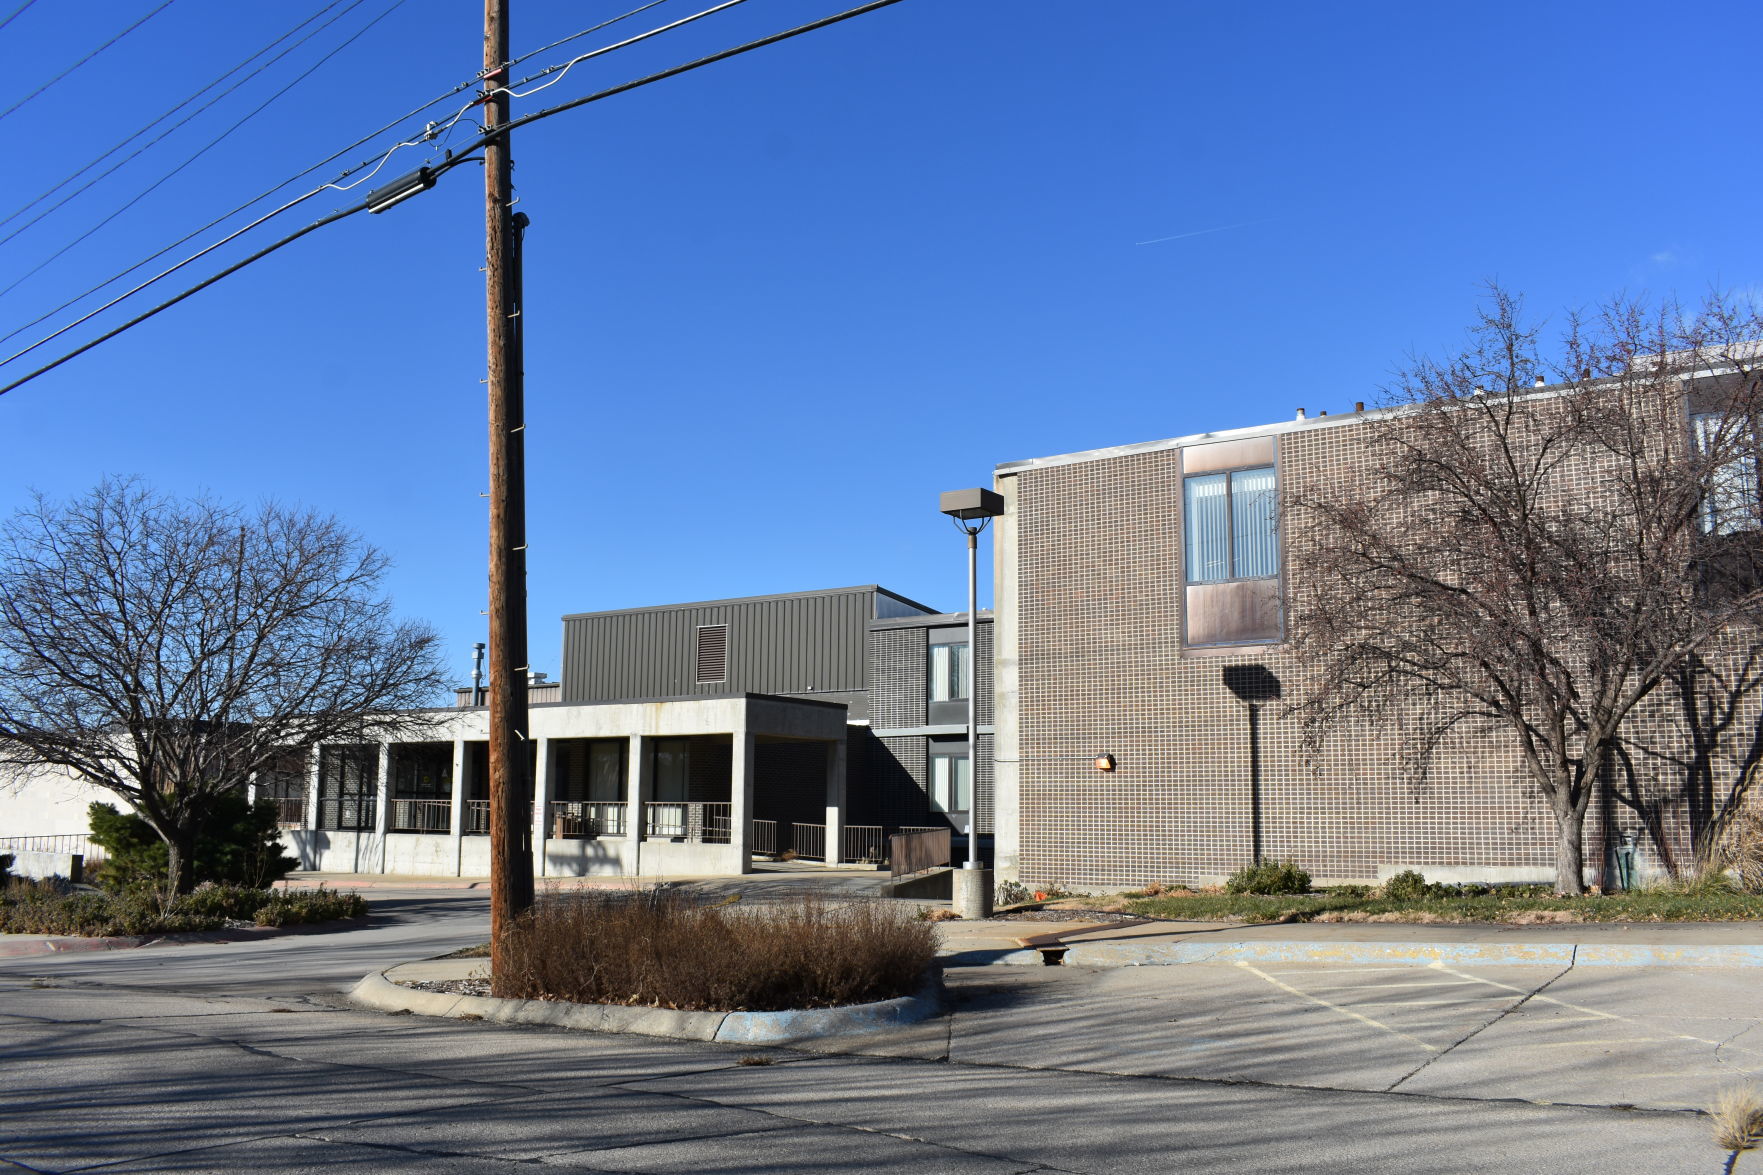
484,0 -> 533,986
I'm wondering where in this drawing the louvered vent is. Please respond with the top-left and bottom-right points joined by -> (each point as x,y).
695,624 -> 728,684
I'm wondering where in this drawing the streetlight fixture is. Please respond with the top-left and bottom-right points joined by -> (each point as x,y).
939,487 -> 1004,918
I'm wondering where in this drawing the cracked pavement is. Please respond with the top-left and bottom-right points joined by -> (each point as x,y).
2,889 -> 1759,1173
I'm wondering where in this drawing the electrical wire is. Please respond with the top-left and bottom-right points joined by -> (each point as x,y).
0,0 -> 410,303
0,0 -> 38,36
0,0 -> 177,125
0,0 -> 732,345
0,0 -> 348,234
0,0 -> 368,253
501,0 -> 750,101
503,0 -> 670,71
0,0 -> 912,399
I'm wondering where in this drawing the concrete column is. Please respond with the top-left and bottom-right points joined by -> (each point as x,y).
304,748 -> 322,831
953,866 -> 995,920
731,729 -> 755,874
626,734 -> 650,876
531,737 -> 551,877
372,742 -> 391,874
824,734 -> 847,866
449,738 -> 466,876
990,471 -> 1022,881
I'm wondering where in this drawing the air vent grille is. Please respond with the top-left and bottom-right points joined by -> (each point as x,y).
695,624 -> 728,684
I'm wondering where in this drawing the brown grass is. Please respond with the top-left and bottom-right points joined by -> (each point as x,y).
495,889 -> 936,1012
1711,1086 -> 1763,1152
1721,810 -> 1763,894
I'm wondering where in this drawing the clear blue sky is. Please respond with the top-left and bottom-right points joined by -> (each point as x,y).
2,0 -> 1758,692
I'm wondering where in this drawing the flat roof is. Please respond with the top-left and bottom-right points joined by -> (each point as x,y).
561,584 -> 939,621
994,407 -> 1381,475
870,610 -> 994,631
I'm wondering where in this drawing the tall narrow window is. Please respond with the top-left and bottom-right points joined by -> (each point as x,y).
928,641 -> 969,702
1693,412 -> 1761,535
695,624 -> 727,684
1184,465 -> 1279,583
929,751 -> 971,813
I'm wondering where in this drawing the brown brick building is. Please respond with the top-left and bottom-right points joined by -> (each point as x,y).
990,406 -> 1761,890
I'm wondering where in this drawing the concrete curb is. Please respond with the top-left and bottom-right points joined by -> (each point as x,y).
0,917 -> 367,958
347,968 -> 944,1044
1036,939 -> 1763,969
0,934 -> 156,958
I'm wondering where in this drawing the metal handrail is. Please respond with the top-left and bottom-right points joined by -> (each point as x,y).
842,824 -> 885,864
791,822 -> 827,862
644,801 -> 732,844
889,827 -> 952,879
389,798 -> 452,833
549,800 -> 626,838
0,833 -> 107,862
750,818 -> 778,855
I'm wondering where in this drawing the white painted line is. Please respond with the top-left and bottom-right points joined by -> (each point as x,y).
1235,961 -> 1441,1053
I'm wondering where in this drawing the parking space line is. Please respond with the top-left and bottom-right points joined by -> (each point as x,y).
1428,963 -> 1724,1047
1236,961 -> 1442,1053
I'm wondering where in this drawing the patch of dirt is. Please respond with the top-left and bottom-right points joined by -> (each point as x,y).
1502,909 -> 1585,924
989,909 -> 1144,923
400,977 -> 491,997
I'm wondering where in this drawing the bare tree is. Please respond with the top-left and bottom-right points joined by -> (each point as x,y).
0,480 -> 447,893
1292,289 -> 1763,893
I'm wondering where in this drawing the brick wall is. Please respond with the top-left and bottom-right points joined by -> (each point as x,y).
1009,416 -> 1762,888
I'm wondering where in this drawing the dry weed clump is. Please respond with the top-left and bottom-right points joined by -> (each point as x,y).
1710,1085 -> 1763,1153
1721,810 -> 1763,894
1503,909 -> 1584,925
496,889 -> 936,1012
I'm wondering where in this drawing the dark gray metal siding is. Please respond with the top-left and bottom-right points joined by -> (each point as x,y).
561,588 -> 877,704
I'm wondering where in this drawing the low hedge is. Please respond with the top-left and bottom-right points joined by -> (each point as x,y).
0,881 -> 366,936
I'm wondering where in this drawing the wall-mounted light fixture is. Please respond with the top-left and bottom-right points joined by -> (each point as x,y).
1094,752 -> 1115,772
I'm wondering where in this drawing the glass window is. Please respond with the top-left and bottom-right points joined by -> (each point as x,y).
588,741 -> 623,802
652,738 -> 690,802
1185,465 -> 1279,583
930,752 -> 971,814
1693,412 -> 1761,535
929,642 -> 969,702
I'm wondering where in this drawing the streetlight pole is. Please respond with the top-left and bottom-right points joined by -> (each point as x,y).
939,487 -> 1004,918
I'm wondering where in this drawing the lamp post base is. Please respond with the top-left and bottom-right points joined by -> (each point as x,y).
952,866 -> 994,920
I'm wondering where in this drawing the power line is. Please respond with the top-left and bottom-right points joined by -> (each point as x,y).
0,0 -> 912,399
501,0 -> 750,99
0,0 -> 393,292
0,0 -> 411,304
503,0 -> 670,71
0,0 -> 737,346
0,0 -> 348,234
0,1 -> 38,36
0,0 -> 177,125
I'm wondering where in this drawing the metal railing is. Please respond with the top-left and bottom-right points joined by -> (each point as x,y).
318,797 -> 377,832
889,826 -> 952,879
268,796 -> 307,827
644,801 -> 732,844
389,798 -> 451,833
549,801 -> 626,838
750,818 -> 778,855
791,822 -> 826,862
463,800 -> 533,835
842,825 -> 886,864
0,834 -> 106,862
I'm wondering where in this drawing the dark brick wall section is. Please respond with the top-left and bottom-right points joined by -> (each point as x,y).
754,740 -> 827,827
868,627 -> 927,729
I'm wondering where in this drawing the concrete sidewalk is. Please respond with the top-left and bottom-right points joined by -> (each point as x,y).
935,912 -> 1763,967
